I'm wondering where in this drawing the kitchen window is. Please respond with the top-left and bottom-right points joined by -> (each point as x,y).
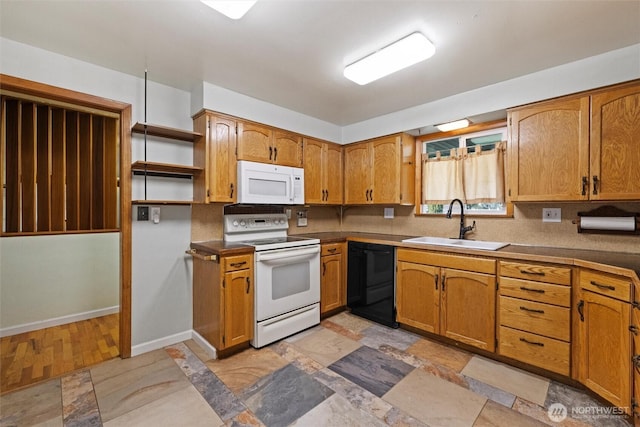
420,127 -> 508,216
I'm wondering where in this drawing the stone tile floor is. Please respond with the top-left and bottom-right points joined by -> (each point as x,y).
0,311 -> 632,426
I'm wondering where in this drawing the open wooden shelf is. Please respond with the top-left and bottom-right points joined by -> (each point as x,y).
131,122 -> 201,142
131,161 -> 202,177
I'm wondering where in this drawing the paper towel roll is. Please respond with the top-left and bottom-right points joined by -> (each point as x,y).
580,216 -> 636,231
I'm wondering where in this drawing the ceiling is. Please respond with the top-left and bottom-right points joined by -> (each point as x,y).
1,1 -> 639,126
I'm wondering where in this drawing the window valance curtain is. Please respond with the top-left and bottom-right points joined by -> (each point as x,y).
422,141 -> 506,204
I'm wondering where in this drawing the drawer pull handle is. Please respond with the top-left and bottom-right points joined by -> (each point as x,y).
519,270 -> 545,276
590,280 -> 615,291
519,286 -> 545,294
327,248 -> 337,253
435,274 -> 439,290
519,337 -> 544,347
519,306 -> 544,314
230,261 -> 247,268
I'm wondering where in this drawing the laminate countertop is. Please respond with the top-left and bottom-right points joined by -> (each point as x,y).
294,232 -> 640,279
189,232 -> 639,279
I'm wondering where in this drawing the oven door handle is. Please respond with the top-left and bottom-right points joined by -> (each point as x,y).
256,246 -> 320,262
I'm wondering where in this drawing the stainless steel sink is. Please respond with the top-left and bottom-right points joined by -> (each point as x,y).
401,236 -> 509,251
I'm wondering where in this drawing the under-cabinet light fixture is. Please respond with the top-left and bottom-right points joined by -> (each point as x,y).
436,119 -> 470,132
201,0 -> 257,19
344,32 -> 435,85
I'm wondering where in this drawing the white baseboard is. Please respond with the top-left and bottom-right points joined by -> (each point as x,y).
191,330 -> 218,360
0,306 -> 120,338
131,330 -> 193,357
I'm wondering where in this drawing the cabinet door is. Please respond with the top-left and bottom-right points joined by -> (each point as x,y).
576,290 -> 631,410
632,304 -> 640,421
303,138 -> 324,204
508,97 -> 590,201
273,131 -> 302,167
371,136 -> 401,203
590,83 -> 640,200
237,122 -> 272,163
192,256 -> 223,349
208,116 -> 237,203
396,261 -> 440,334
223,268 -> 254,348
440,268 -> 496,351
344,143 -> 371,204
325,143 -> 343,204
321,253 -> 343,314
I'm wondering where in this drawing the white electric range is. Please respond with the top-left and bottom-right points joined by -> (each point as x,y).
223,212 -> 320,348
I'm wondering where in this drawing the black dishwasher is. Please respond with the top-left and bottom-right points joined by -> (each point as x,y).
347,242 -> 398,328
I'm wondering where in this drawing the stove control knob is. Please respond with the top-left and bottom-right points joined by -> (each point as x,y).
240,220 -> 246,227
232,220 -> 239,227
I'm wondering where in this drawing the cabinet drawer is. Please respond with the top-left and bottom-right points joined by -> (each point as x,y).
321,243 -> 343,256
499,296 -> 570,341
500,261 -> 571,285
499,277 -> 571,307
397,248 -> 495,275
223,254 -> 253,272
579,269 -> 631,302
499,326 -> 570,376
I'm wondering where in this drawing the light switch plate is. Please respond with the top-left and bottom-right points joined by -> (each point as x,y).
542,208 -> 561,223
384,207 -> 394,219
151,207 -> 160,224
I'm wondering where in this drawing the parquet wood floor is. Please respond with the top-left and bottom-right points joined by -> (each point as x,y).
0,313 -> 119,394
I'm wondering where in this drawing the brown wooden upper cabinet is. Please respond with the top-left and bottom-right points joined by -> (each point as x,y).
237,122 -> 302,167
508,80 -> 640,202
303,138 -> 343,205
344,133 -> 415,205
193,112 -> 237,203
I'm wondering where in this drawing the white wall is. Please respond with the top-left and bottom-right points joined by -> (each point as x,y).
195,81 -> 343,143
0,38 -> 194,350
341,43 -> 640,142
0,234 -> 119,335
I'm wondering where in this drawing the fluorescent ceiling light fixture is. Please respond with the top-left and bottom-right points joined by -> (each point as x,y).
344,32 -> 435,85
201,0 -> 257,19
436,119 -> 470,132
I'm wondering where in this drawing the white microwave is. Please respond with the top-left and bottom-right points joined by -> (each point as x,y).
237,160 -> 305,205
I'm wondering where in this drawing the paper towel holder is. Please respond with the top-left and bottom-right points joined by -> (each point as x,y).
572,205 -> 640,235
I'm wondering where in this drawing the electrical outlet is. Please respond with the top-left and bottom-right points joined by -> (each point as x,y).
542,208 -> 561,223
297,210 -> 308,227
137,206 -> 149,221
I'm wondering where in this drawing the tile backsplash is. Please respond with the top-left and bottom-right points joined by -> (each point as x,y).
192,202 -> 640,254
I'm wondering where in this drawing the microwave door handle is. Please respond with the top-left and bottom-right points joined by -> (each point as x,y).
290,174 -> 295,202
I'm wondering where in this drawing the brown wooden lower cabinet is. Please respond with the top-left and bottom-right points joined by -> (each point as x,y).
396,249 -> 496,352
320,243 -> 345,314
574,268 -> 632,416
192,252 -> 254,351
632,304 -> 640,422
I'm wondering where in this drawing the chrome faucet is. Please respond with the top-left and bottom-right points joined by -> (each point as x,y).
446,198 -> 476,239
